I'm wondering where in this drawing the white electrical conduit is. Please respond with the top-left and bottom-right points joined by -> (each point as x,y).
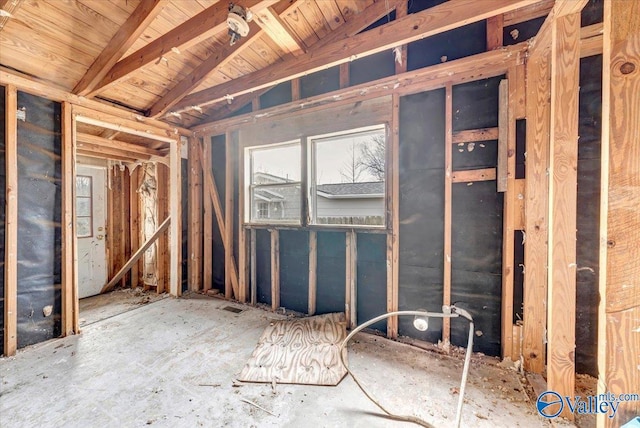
338,307 -> 474,428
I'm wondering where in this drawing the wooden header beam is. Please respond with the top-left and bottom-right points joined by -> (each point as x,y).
172,0 -> 537,114
0,67 -> 191,136
76,133 -> 165,157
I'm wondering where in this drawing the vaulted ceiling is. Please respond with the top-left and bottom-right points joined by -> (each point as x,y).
0,0 -> 399,127
0,0 -> 551,130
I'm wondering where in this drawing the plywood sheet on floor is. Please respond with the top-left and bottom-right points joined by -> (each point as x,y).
239,312 -> 347,386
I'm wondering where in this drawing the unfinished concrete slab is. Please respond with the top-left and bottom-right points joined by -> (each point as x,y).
1,297 -> 544,427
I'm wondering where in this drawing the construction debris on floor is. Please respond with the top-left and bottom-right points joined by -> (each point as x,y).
1,297 -> 545,427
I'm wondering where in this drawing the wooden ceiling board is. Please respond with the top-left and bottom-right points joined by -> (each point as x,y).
281,6 -> 320,48
297,0 -> 332,40
317,0 -> 345,31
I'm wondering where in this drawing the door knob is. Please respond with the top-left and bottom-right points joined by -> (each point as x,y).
97,234 -> 104,240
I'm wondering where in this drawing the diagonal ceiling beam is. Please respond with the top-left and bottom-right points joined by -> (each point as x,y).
147,21 -> 262,118
196,0 -> 405,121
0,0 -> 25,31
73,0 -> 166,96
174,0 -> 403,118
254,6 -> 306,56
146,0 -> 304,119
172,0 -> 538,114
89,0 -> 279,97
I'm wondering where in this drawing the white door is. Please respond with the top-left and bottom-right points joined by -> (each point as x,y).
76,165 -> 108,298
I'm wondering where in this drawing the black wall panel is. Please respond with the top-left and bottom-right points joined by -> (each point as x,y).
210,135 -> 226,290
260,82 -> 292,110
255,229 -> 271,305
503,16 -> 546,46
349,51 -> 395,87
0,86 -> 5,355
279,230 -> 308,314
316,231 -> 346,314
356,233 -> 387,332
182,159 -> 189,292
16,91 -> 62,348
300,66 -> 340,99
452,75 -> 502,131
575,54 -> 602,376
398,89 -> 446,343
581,0 -> 603,27
407,21 -> 486,72
451,181 -> 503,356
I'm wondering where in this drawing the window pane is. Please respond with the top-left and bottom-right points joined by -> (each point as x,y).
76,197 -> 91,217
77,217 -> 91,238
251,143 -> 301,184
76,175 -> 92,197
251,184 -> 301,223
313,127 -> 386,226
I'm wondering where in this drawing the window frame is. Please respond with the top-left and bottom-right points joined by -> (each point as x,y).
75,174 -> 94,238
245,139 -> 303,226
308,124 -> 388,229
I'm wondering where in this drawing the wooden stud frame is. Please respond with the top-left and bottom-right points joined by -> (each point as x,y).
188,137 -> 202,291
443,84 -> 453,346
547,12 -> 581,419
61,101 -> 77,336
599,1 -> 640,424
4,85 -> 18,356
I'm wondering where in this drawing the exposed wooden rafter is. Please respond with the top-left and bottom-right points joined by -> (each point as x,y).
147,21 -> 262,118
171,0 -> 538,115
0,0 -> 24,31
192,0 -> 403,122
89,0 -> 278,97
254,6 -> 306,57
73,0 -> 166,96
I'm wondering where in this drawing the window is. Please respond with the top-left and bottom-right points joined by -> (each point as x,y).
244,125 -> 387,228
76,175 -> 93,237
310,125 -> 386,226
246,141 -> 302,224
256,201 -> 269,219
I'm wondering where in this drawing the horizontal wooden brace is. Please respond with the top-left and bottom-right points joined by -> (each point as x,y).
452,127 -> 499,143
451,168 -> 497,183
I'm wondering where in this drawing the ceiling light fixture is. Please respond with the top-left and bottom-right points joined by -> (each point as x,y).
227,3 -> 253,46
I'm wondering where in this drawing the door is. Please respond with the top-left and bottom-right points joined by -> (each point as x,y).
76,165 -> 107,298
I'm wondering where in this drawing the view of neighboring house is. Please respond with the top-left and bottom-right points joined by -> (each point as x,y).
316,182 -> 384,225
252,172 -> 384,225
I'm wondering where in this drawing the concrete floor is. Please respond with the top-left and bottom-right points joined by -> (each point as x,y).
0,296 -> 546,427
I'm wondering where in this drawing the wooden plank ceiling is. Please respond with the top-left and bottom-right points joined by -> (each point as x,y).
0,0 -> 548,130
0,0 -> 385,128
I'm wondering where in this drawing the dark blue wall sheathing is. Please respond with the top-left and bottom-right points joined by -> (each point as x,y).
452,76 -> 503,132
407,21 -> 486,72
349,51 -> 395,87
255,229 -> 271,305
300,66 -> 340,99
16,91 -> 62,348
229,102 -> 252,118
451,181 -> 503,356
575,54 -> 602,376
259,82 -> 292,110
356,233 -> 387,332
398,89 -> 446,344
0,86 -> 5,355
279,230 -> 309,314
210,135 -> 226,290
503,16 -> 546,47
315,231 -> 346,314
182,159 -> 189,292
581,0 -> 603,27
